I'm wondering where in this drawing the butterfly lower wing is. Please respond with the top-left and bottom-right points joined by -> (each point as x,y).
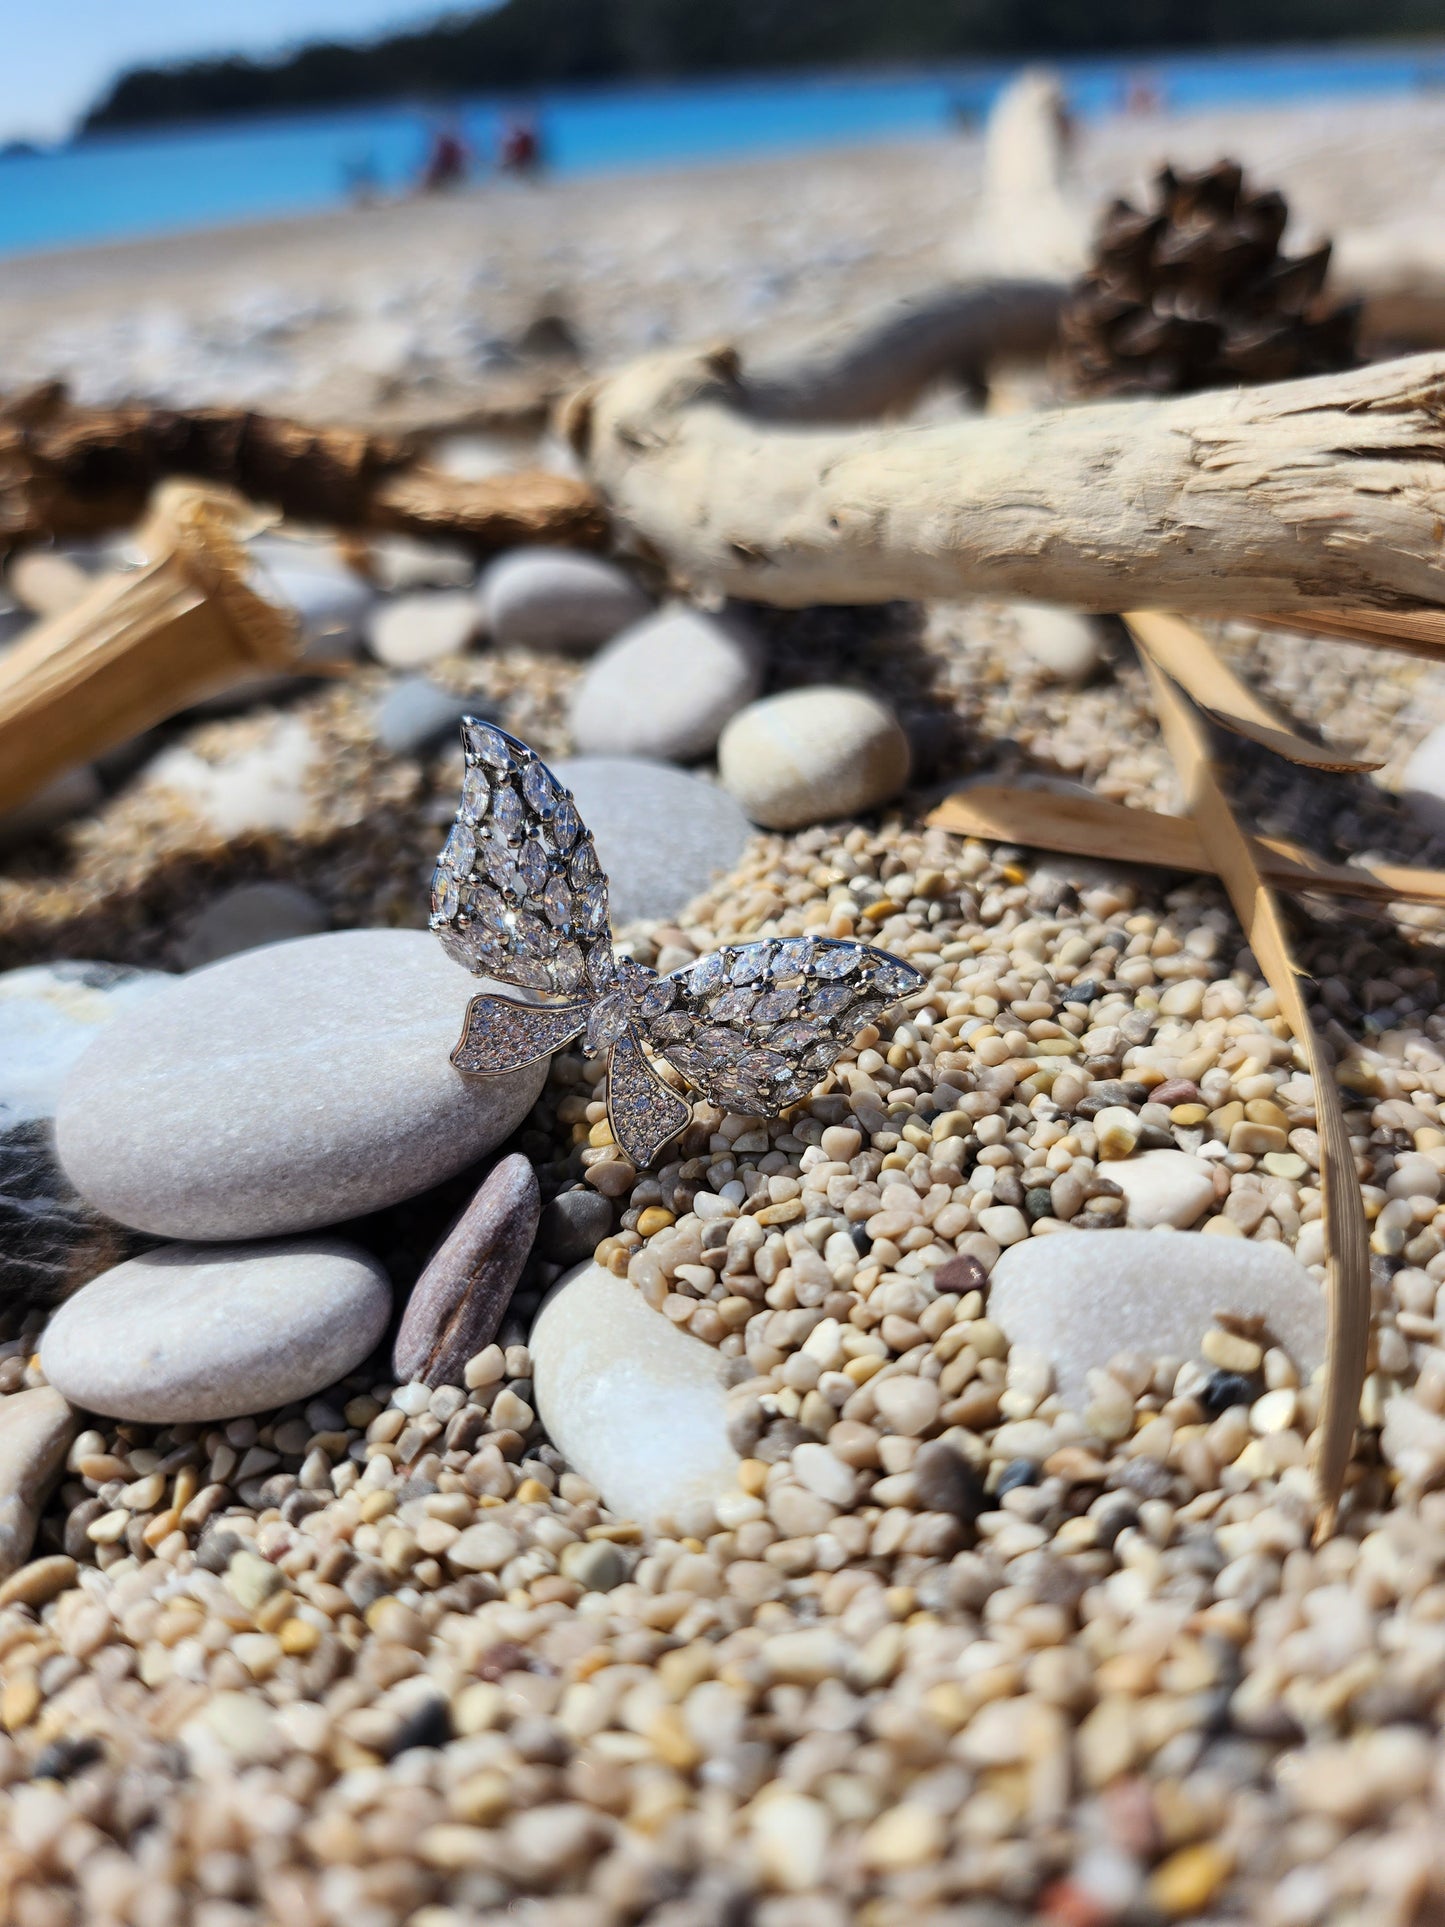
429,720 -> 617,1000
453,993 -> 589,1073
643,937 -> 925,1115
606,1026 -> 693,1166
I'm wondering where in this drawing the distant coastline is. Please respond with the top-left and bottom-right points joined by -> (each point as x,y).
81,0 -> 1445,134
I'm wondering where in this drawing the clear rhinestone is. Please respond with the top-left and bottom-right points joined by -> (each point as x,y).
431,868 -> 459,920
518,840 -> 549,896
577,877 -> 608,936
543,875 -> 572,928
752,981 -> 800,1023
638,976 -> 677,1018
585,990 -> 632,1054
807,983 -> 853,1020
550,942 -> 586,991
521,760 -> 558,818
466,883 -> 508,931
513,910 -> 550,957
688,952 -> 727,997
491,787 -> 524,842
552,799 -> 580,851
774,939 -> 813,976
710,985 -> 757,1023
465,720 -> 512,769
871,956 -> 924,995
814,945 -> 862,980
648,1012 -> 692,1046
587,945 -> 617,993
570,843 -> 600,889
459,766 -> 489,823
481,840 -> 515,890
772,1019 -> 828,1055
729,945 -> 771,985
442,822 -> 476,876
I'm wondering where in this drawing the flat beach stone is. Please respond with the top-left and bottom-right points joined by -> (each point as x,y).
57,929 -> 547,1240
366,591 -> 482,669
569,605 -> 761,761
40,1238 -> 392,1422
531,1262 -> 740,1530
719,687 -> 911,829
482,548 -> 649,652
0,962 -> 169,1130
1108,1150 -> 1217,1229
988,1230 -> 1326,1410
0,1388 -> 76,1580
393,1153 -> 540,1386
538,1188 -> 613,1265
552,757 -> 752,924
367,535 -> 476,593
372,678 -> 482,756
177,881 -> 327,970
0,963 -> 168,1317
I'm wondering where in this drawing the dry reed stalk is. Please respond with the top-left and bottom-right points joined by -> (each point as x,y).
1128,629 -> 1370,1531
927,784 -> 1445,906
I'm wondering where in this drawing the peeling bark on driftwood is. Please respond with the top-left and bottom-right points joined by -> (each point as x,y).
0,387 -> 607,553
569,347 -> 1445,615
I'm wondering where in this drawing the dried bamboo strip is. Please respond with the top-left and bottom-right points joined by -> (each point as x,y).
1140,655 -> 1369,1533
927,784 -> 1445,907
1249,606 -> 1445,664
1127,609 -> 1382,772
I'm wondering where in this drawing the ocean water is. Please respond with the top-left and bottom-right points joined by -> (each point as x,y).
2,40 -> 1442,260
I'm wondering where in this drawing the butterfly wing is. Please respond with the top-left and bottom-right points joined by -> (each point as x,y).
429,720 -> 615,999
453,993 -> 591,1074
606,1026 -> 694,1167
642,937 -> 925,1116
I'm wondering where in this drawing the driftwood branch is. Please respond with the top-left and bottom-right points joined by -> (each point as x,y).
569,346 -> 1445,614
0,387 -> 607,553
743,280 -> 1067,423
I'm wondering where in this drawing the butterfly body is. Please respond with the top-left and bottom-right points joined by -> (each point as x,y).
431,720 -> 925,1166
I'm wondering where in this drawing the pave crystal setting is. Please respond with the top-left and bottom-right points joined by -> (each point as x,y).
431,720 -> 927,1165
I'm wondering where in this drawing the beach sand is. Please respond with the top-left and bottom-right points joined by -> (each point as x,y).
2,94 -> 1442,425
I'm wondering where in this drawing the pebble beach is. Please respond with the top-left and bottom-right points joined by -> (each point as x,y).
6,92 -> 1445,1927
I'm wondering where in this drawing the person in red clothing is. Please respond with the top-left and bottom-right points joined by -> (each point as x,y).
499,114 -> 544,177
420,119 -> 471,192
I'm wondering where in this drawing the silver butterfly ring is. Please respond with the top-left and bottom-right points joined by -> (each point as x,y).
429,719 -> 925,1166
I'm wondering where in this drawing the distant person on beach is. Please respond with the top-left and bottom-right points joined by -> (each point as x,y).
420,120 -> 472,192
1123,73 -> 1166,116
499,114 -> 545,177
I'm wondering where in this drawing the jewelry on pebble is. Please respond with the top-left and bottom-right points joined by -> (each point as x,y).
429,719 -> 925,1165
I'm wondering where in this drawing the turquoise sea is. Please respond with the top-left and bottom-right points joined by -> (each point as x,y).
2,40 -> 1443,260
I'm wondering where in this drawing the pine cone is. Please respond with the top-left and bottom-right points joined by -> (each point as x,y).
1057,160 -> 1360,397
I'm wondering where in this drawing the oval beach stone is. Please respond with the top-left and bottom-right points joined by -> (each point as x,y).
481,548 -> 649,652
56,929 -> 547,1240
718,686 -> 911,829
551,757 -> 752,925
987,1229 -> 1326,1410
531,1262 -> 740,1530
568,605 -> 761,761
40,1238 -> 392,1422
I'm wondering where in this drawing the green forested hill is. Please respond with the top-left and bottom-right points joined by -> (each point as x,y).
83,0 -> 1445,131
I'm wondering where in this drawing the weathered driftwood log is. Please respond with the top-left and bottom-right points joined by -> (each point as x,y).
0,386 -> 607,553
568,346 -> 1445,614
743,281 -> 1068,424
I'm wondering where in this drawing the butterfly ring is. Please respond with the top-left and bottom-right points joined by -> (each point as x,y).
429,720 -> 925,1166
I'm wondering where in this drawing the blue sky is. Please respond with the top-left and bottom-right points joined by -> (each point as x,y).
3,1 -> 455,143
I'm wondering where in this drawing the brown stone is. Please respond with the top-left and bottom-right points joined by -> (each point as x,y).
393,1154 -> 540,1387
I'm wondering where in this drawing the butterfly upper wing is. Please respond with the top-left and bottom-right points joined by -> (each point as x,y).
430,720 -> 616,999
642,937 -> 926,1116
